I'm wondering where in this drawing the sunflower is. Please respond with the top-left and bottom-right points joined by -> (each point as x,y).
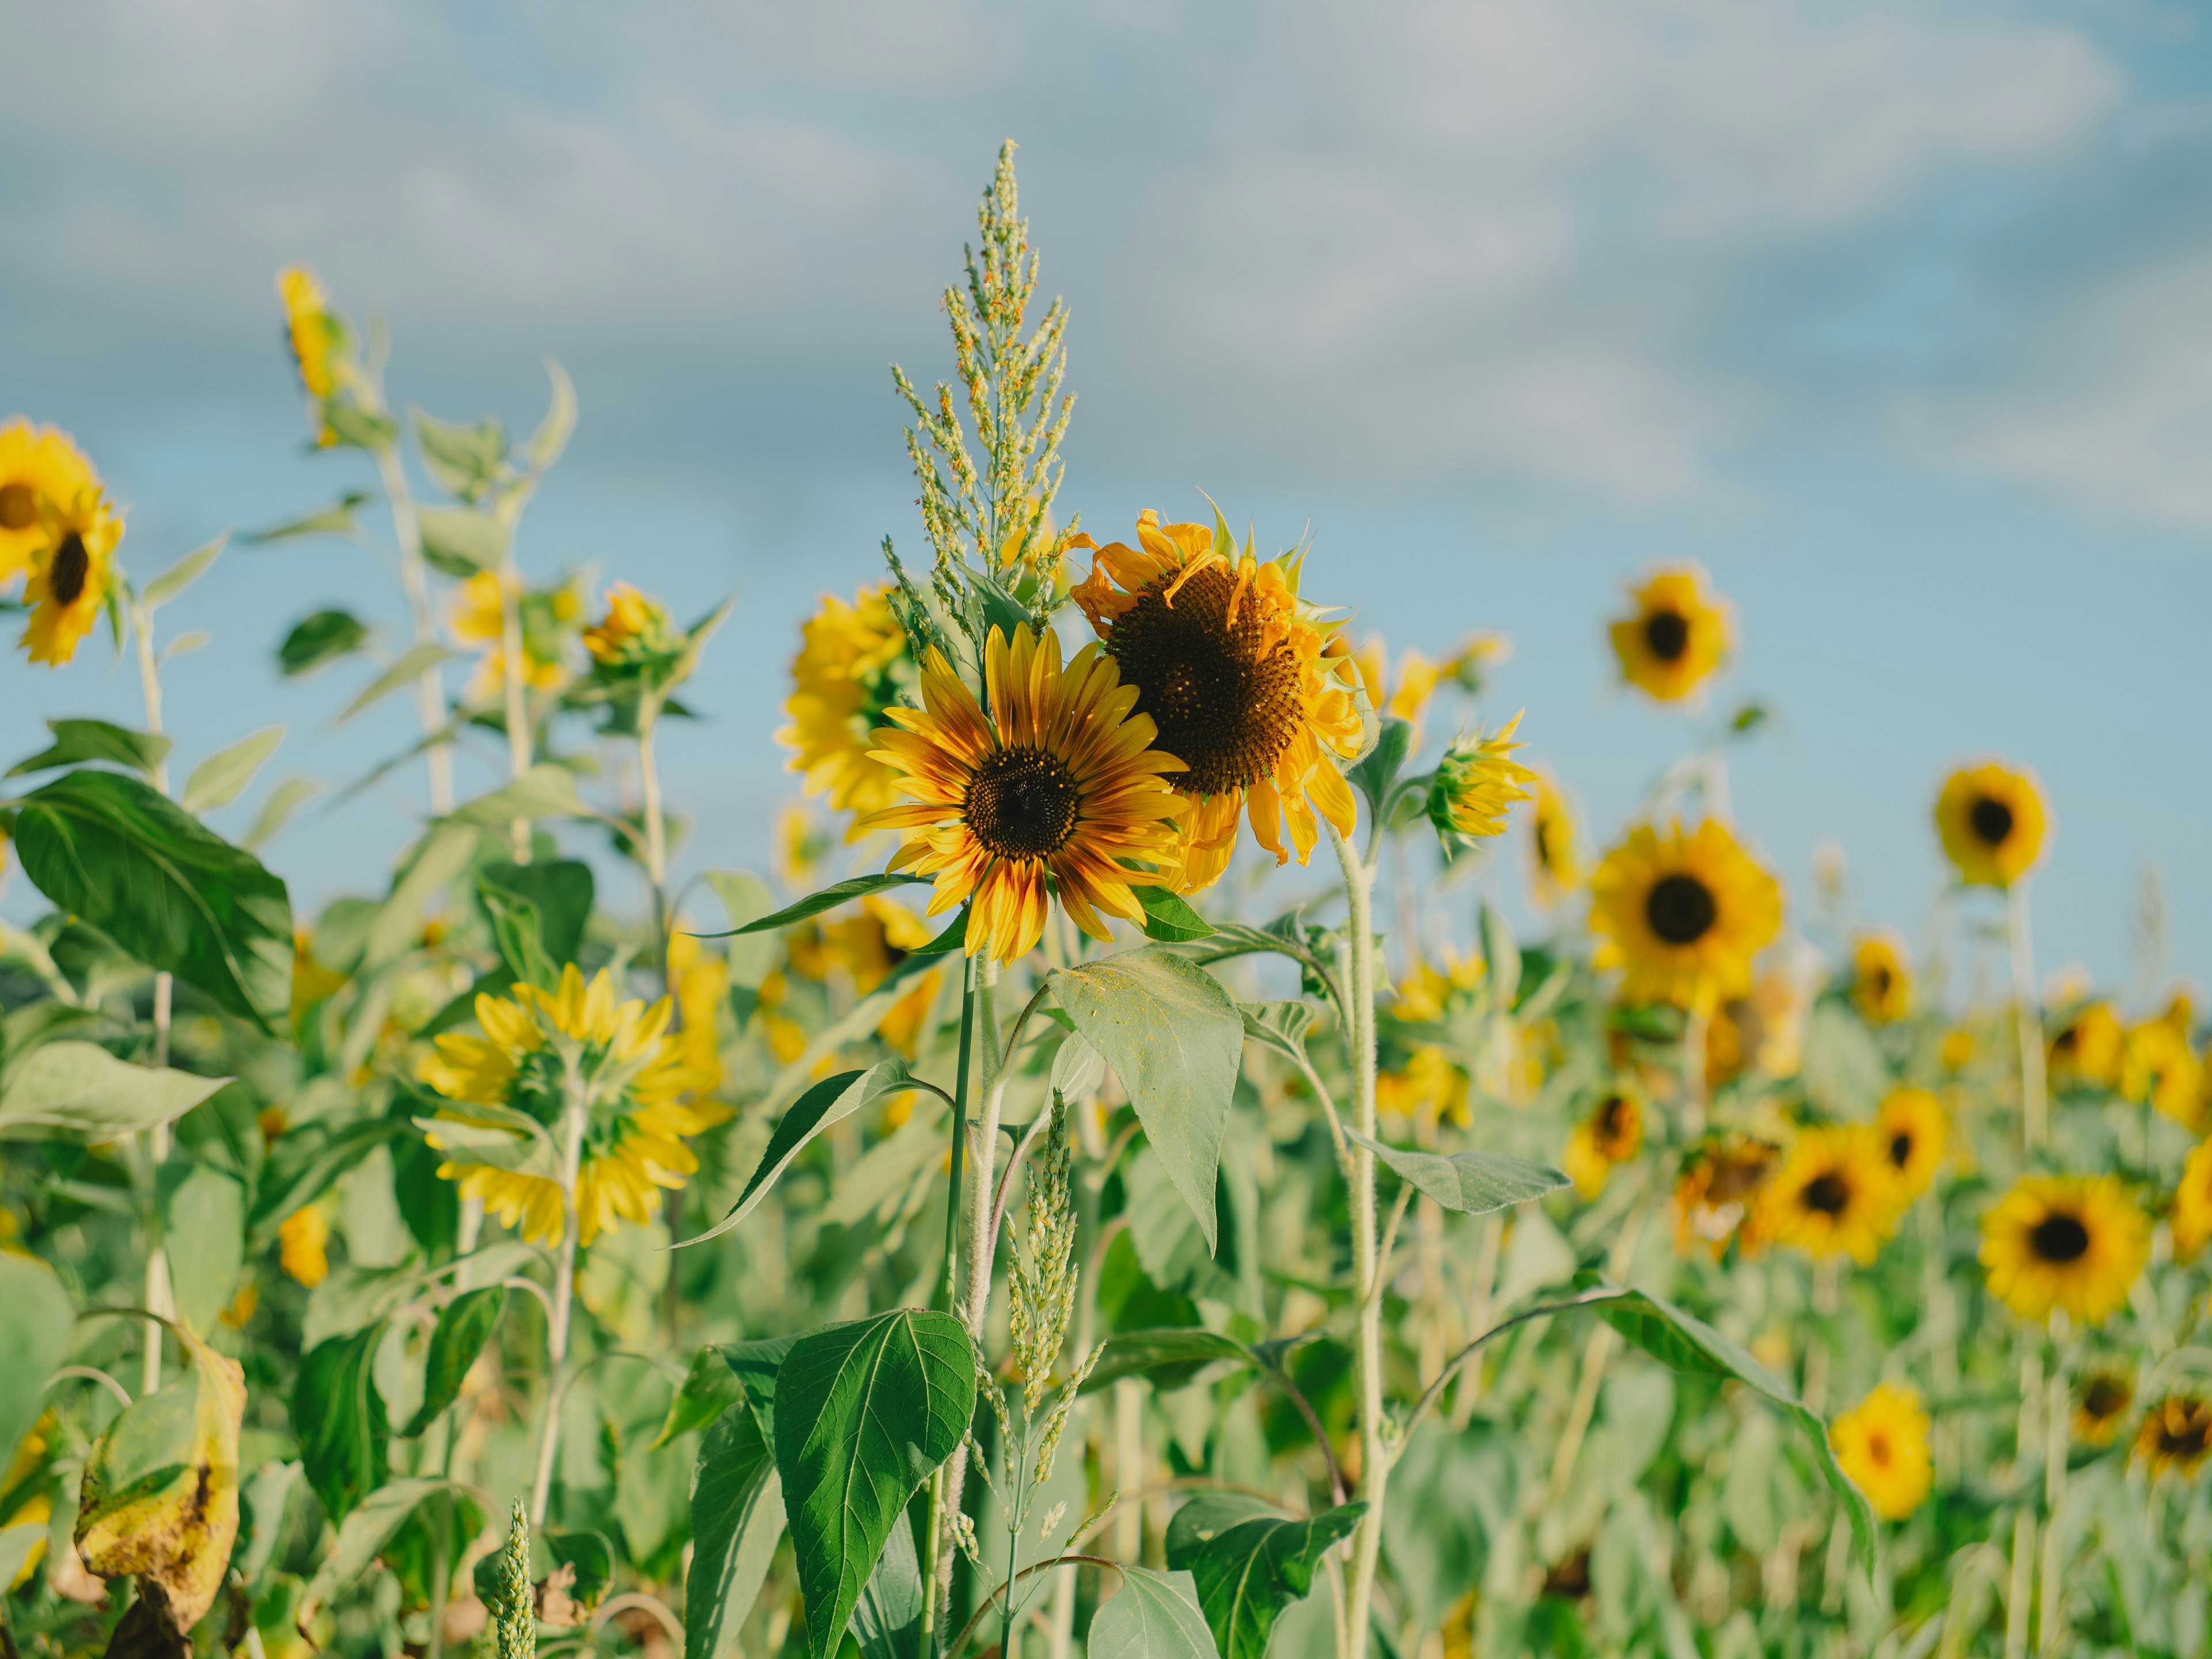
2073,1371 -> 2134,1446
1980,1175 -> 2148,1326
1874,1088 -> 1948,1206
1760,1125 -> 1897,1264
2048,1001 -> 2124,1089
1608,565 -> 1733,703
1427,715 -> 1536,846
0,419 -> 101,589
415,964 -> 729,1248
1563,1092 -> 1644,1199
1674,1134 -> 1780,1255
278,1205 -> 331,1288
1527,770 -> 1584,908
1353,631 -> 1509,745
2171,1139 -> 2212,1260
665,930 -> 729,1096
1851,932 -> 1913,1025
276,266 -> 356,445
450,570 -> 581,702
18,484 -> 122,667
2162,988 -> 2197,1040
1830,1383 -> 1933,1521
2122,1018 -> 2204,1131
1934,761 -> 2048,889
1590,819 -> 1783,1013
1374,1045 -> 1471,1131
1392,949 -> 1484,1024
865,624 -> 1187,963
583,581 -> 681,675
1069,509 -> 1363,892
2135,1396 -> 2212,1480
778,584 -> 914,840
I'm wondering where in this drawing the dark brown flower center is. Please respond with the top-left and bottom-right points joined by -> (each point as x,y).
1969,794 -> 2014,847
1869,966 -> 1893,998
1643,608 -> 1690,662
1866,1431 -> 1893,1467
1106,563 -> 1304,798
1646,873 -> 1717,945
2030,1211 -> 2090,1263
2153,1402 -> 2210,1457
1888,1132 -> 1914,1169
964,745 -> 1081,861
0,482 -> 35,531
48,531 -> 89,608
2080,1376 -> 2130,1421
1801,1171 -> 1853,1216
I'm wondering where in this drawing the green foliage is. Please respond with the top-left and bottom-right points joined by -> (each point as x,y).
1165,1494 -> 1365,1659
402,1287 -> 505,1436
293,1325 -> 390,1524
685,1405 -> 783,1659
1346,1128 -> 1570,1215
1088,1567 -> 1221,1659
277,608 -> 370,676
7,717 -> 172,779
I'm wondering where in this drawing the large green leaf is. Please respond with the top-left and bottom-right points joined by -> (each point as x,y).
7,718 -> 171,780
678,1062 -> 914,1249
0,1041 -> 229,1142
1054,946 -> 1242,1252
0,1253 -> 76,1465
162,1164 -> 245,1335
478,859 -> 593,968
1090,1566 -> 1221,1659
1165,1494 -> 1365,1659
851,1512 -> 923,1659
1132,887 -> 1215,942
1344,1130 -> 1570,1216
1082,1329 -> 1255,1395
654,1345 -> 749,1450
182,726 -> 285,815
400,1288 -> 505,1437
293,1324 -> 390,1524
695,872 -> 932,939
685,1404 -> 785,1659
8,770 -> 293,1030
774,1310 -> 977,1659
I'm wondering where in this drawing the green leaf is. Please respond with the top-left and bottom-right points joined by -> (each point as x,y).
1479,903 -> 1520,1007
1054,946 -> 1242,1253
412,414 -> 507,502
0,1254 -> 77,1467
337,642 -> 454,725
1082,1328 -> 1254,1395
401,1289 -> 505,1437
243,777 -> 320,853
774,1310 -> 978,1659
1343,1129 -> 1569,1216
695,872 -> 933,939
278,610 -> 371,677
243,493 -> 368,544
677,1062 -> 915,1249
183,726 -> 285,815
528,361 -> 577,471
717,1335 -> 796,1439
416,506 -> 508,575
1089,1566 -> 1221,1659
703,871 -> 777,991
1238,1001 -> 1320,1066
477,859 -> 594,974
0,1041 -> 229,1141
9,770 -> 294,1030
1575,1282 -> 1876,1575
7,718 -> 172,779
685,1404 -> 785,1659
162,1164 -> 245,1335
451,764 -> 589,828
1050,1030 -> 1105,1101
851,1513 -> 923,1659
247,1118 -> 404,1249
293,1324 -> 390,1524
546,1529 -> 616,1609
1132,887 -> 1215,942
654,1346 -> 749,1450
143,536 -> 226,611
1165,1495 -> 1365,1659
1346,717 -> 1413,821
323,401 -> 399,452
303,1478 -> 486,1618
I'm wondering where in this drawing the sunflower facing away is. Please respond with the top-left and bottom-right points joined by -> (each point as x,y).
866,624 -> 1187,963
18,481 -> 123,668
1563,1091 -> 1644,1199
1830,1383 -> 1933,1520
2049,999 -> 2124,1088
276,266 -> 356,445
1590,819 -> 1783,1012
778,583 -> 914,839
1980,1175 -> 2148,1326
0,418 -> 100,590
1874,1087 -> 1947,1206
1070,509 -> 1363,892
415,965 -> 729,1247
1760,1124 -> 1897,1264
1934,760 -> 2048,889
2135,1395 -> 2212,1480
1608,565 -> 1733,703
2073,1371 -> 2134,1446
1527,770 -> 1584,908
2171,1138 -> 2212,1260
1851,931 -> 1913,1025
1427,715 -> 1537,847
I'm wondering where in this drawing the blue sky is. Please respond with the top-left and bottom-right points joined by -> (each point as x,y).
3,0 -> 2209,997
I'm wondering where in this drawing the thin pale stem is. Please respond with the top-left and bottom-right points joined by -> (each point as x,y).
374,444 -> 453,814
1546,1203 -> 1652,1505
2036,1344 -> 2069,1655
498,557 -> 533,863
131,599 -> 173,1395
1449,1213 -> 1505,1427
2008,881 -> 2046,1151
529,1065 -> 588,1524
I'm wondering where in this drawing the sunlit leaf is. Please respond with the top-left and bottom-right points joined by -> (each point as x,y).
6,718 -> 171,781
0,1042 -> 229,1142
1344,1130 -> 1569,1216
1089,1566 -> 1220,1659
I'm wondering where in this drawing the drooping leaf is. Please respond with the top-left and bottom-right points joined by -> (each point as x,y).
182,726 -> 285,815
142,537 -> 226,611
336,642 -> 455,725
292,1324 -> 390,1524
1164,1495 -> 1365,1659
696,872 -> 933,939
243,494 -> 368,544
1054,946 -> 1242,1253
1132,887 -> 1215,943
0,1042 -> 229,1142
546,1529 -> 616,1610
1343,1129 -> 1570,1216
278,610 -> 371,677
476,859 -> 594,976
528,361 -> 577,471
161,1164 -> 245,1335
774,1310 -> 978,1659
1238,1001 -> 1320,1066
654,1345 -> 749,1450
1089,1566 -> 1221,1659
6,718 -> 172,780
9,770 -> 293,1030
401,1289 -> 505,1437
677,1062 -> 915,1249
685,1404 -> 785,1659
1082,1328 -> 1255,1395
0,1253 -> 77,1467
850,1509 -> 924,1659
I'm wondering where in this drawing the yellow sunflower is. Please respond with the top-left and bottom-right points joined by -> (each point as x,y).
865,624 -> 1187,963
278,1204 -> 331,1288
1427,715 -> 1537,845
1874,1088 -> 1948,1206
1980,1175 -> 2148,1326
1673,1134 -> 1780,1255
665,930 -> 729,1096
450,570 -> 581,702
1563,1091 -> 1644,1199
1589,819 -> 1783,1013
1759,1124 -> 1897,1264
1392,948 -> 1484,1024
1830,1383 -> 1933,1521
2135,1396 -> 2212,1480
2122,1018 -> 2204,1131
2171,1139 -> 2212,1260
1851,931 -> 1913,1025
1069,508 -> 1363,892
18,484 -> 123,668
2073,1371 -> 2134,1446
2048,999 -> 2124,1089
0,419 -> 101,589
778,583 -> 914,840
1934,761 -> 2048,889
1608,565 -> 1733,703
583,580 -> 680,673
2161,988 -> 2197,1040
1527,770 -> 1584,909
415,964 -> 729,1248
1353,631 -> 1509,746
276,266 -> 356,445
1374,1045 -> 1471,1131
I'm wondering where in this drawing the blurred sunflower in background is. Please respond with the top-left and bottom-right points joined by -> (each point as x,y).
1590,819 -> 1783,1012
1980,1175 -> 2147,1325
1674,1134 -> 1779,1255
1526,770 -> 1584,908
2073,1370 -> 2135,1445
1830,1383 -> 1933,1520
583,580 -> 681,675
2170,1139 -> 2212,1259
2122,1017 -> 2203,1130
0,419 -> 100,592
1760,1125 -> 1896,1264
779,583 -> 914,839
1608,564 -> 1733,703
2135,1396 -> 2212,1480
1070,508 -> 1363,891
1935,760 -> 2048,889
1375,1044 -> 1471,1131
1563,1091 -> 1643,1199
276,265 -> 357,445
1353,631 -> 1508,747
1426,715 -> 1536,850
1874,1087 -> 1947,1206
867,624 -> 1186,963
1850,931 -> 1913,1025
450,570 -> 582,701
2049,999 -> 2125,1088
18,482 -> 123,668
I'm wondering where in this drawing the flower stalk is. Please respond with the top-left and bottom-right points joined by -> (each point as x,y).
529,1060 -> 589,1524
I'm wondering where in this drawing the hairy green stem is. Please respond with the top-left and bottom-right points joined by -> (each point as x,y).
529,1064 -> 588,1524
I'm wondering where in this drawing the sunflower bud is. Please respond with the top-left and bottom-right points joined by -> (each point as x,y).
1425,714 -> 1536,852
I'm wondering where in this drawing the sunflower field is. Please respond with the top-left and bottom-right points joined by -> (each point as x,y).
0,142 -> 2207,1659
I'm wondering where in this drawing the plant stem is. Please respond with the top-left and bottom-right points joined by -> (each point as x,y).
929,954 -> 992,1634
529,1065 -> 588,1524
1546,1202 -> 1652,1506
2036,1347 -> 2069,1655
2008,880 -> 2046,1152
498,555 -> 533,864
131,596 -> 174,1396
374,443 -> 453,815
